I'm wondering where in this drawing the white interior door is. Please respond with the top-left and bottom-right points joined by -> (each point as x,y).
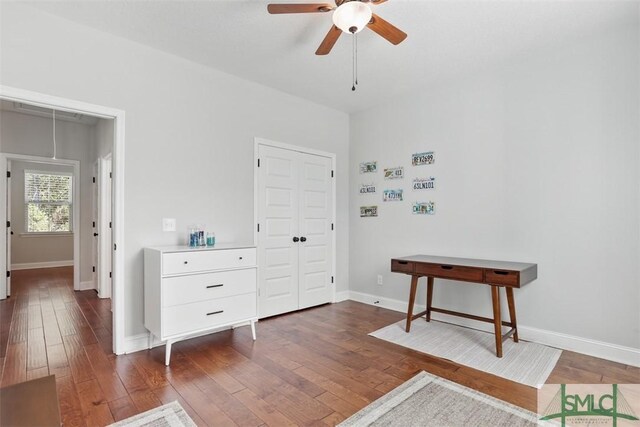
258,145 -> 300,318
5,161 -> 11,297
92,161 -> 99,291
257,143 -> 334,318
98,156 -> 112,299
298,154 -> 333,309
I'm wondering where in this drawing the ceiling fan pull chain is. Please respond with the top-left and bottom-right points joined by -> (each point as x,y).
352,32 -> 356,91
353,33 -> 358,85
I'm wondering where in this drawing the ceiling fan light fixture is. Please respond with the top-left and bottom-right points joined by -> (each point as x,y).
332,1 -> 372,34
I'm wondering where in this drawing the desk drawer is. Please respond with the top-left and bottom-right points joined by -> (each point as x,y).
162,248 -> 256,275
391,260 -> 414,273
162,292 -> 256,337
415,263 -> 483,282
484,269 -> 519,286
162,268 -> 256,307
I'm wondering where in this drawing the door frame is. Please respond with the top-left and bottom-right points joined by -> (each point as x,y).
0,154 -> 80,293
253,137 -> 337,310
0,85 -> 126,355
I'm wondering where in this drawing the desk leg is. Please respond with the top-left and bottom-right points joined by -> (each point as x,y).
491,285 -> 503,358
506,287 -> 519,342
406,275 -> 419,332
426,276 -> 434,322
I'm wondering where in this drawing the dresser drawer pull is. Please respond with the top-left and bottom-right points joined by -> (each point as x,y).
493,270 -> 509,275
440,265 -> 453,270
206,284 -> 224,289
239,256 -> 243,260
183,261 -> 188,264
206,310 -> 224,316
398,261 -> 408,265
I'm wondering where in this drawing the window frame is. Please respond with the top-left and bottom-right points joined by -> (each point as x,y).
23,169 -> 74,234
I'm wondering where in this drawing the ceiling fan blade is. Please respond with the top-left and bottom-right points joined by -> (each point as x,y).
367,13 -> 407,45
315,25 -> 342,55
267,3 -> 333,14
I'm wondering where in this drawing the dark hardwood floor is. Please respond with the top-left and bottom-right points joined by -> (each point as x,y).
1,267 -> 638,426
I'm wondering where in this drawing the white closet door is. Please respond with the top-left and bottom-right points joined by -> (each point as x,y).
258,145 -> 300,318
298,153 -> 333,309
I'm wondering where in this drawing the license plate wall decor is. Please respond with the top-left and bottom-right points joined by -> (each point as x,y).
360,206 -> 378,217
360,161 -> 377,174
359,183 -> 377,195
412,201 -> 435,215
412,177 -> 436,191
383,189 -> 403,202
384,166 -> 404,180
412,151 -> 435,166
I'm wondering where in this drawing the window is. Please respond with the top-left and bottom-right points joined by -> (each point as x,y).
24,170 -> 73,233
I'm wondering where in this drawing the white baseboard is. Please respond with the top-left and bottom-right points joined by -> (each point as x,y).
11,260 -> 73,270
335,290 -> 350,302
79,280 -> 96,291
347,290 -> 640,368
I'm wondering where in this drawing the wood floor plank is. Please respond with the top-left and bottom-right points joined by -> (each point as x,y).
47,342 -> 71,378
111,354 -> 149,394
76,378 -> 114,426
84,343 -> 128,401
56,373 -> 86,427
1,342 -> 27,387
27,327 -> 47,370
108,396 -> 138,422
129,388 -> 163,413
232,388 -> 297,427
63,334 -> 96,384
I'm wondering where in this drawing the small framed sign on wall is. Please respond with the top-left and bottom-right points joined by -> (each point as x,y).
384,166 -> 404,180
360,161 -> 377,174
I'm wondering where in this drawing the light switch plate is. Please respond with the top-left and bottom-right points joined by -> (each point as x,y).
162,218 -> 176,232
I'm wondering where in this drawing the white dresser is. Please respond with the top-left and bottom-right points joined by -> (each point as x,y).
144,244 -> 257,365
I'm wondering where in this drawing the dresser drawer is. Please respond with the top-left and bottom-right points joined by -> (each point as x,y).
484,269 -> 519,287
162,248 -> 256,275
162,292 -> 256,337
162,268 -> 256,307
391,259 -> 414,274
414,263 -> 484,282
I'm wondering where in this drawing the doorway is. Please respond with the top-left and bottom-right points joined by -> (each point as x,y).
0,85 -> 126,355
255,138 -> 336,318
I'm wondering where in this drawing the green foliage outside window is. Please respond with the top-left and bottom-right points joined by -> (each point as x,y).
25,172 -> 72,233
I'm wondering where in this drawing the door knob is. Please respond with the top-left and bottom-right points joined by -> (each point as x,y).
292,236 -> 300,242
93,233 -> 99,237
300,236 -> 307,242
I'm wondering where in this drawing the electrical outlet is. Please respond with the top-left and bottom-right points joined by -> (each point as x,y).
377,274 -> 383,286
162,218 -> 176,232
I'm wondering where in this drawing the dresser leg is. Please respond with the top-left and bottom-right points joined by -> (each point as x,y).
506,287 -> 519,342
426,276 -> 434,322
251,320 -> 257,341
491,285 -> 503,358
165,341 -> 173,366
406,275 -> 419,332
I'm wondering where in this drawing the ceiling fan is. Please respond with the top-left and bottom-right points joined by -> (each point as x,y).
267,0 -> 407,55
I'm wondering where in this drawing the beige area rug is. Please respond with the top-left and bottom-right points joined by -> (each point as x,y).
370,320 -> 561,388
108,401 -> 196,427
339,371 -> 549,427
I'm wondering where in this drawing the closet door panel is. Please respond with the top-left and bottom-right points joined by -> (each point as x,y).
298,153 -> 333,309
258,145 -> 300,318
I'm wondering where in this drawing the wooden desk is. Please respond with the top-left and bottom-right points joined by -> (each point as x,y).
391,255 -> 537,357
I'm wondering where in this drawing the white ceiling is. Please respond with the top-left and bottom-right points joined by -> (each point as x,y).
24,0 -> 637,113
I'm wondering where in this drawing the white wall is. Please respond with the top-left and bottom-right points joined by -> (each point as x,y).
1,110 -> 95,283
9,160 -> 74,266
0,3 -> 350,338
350,24 -> 639,352
94,118 -> 113,159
